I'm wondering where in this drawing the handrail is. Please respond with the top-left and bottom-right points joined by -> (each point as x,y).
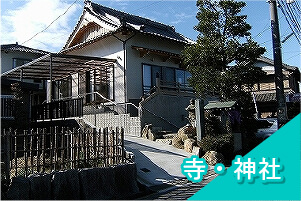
45,92 -> 179,130
49,92 -> 140,112
1,95 -> 15,98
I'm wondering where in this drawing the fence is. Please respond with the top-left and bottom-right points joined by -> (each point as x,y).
31,97 -> 83,121
1,126 -> 125,181
1,95 -> 15,120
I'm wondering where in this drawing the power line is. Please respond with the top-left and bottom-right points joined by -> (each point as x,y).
21,0 -> 79,45
277,0 -> 301,45
284,52 -> 301,61
130,0 -> 164,13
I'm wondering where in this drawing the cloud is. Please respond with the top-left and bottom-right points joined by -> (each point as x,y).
171,12 -> 195,25
1,0 -> 81,52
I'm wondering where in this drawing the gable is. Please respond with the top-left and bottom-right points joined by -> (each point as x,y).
68,22 -> 109,48
64,10 -> 117,49
63,2 -> 194,51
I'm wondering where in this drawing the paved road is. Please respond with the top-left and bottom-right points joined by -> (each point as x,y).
140,168 -> 218,200
124,135 -> 218,200
124,135 -> 193,187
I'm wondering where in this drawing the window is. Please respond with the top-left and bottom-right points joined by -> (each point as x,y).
13,58 -> 31,68
143,65 -> 152,93
142,64 -> 191,95
163,67 -> 175,84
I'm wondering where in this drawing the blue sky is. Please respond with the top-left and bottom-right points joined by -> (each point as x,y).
1,0 -> 300,68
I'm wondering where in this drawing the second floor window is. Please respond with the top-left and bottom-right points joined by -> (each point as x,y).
142,64 -> 191,95
13,58 -> 31,68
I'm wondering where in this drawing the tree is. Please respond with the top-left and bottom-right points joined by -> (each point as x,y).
182,0 -> 266,153
182,0 -> 266,101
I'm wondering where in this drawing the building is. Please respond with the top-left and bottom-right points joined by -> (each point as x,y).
1,1 -> 196,134
253,56 -> 300,118
59,1 -> 195,133
1,43 -> 49,126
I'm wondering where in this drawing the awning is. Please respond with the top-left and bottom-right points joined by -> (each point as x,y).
1,53 -> 116,81
132,45 -> 181,63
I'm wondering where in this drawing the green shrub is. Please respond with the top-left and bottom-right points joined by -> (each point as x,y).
204,113 -> 223,136
199,133 -> 234,164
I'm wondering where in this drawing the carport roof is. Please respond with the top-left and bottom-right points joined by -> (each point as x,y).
1,53 -> 116,81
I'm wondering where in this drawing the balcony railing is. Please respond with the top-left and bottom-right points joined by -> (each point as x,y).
143,79 -> 194,96
1,95 -> 15,120
31,98 -> 83,121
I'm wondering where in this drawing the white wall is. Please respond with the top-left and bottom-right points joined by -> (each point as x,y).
126,33 -> 186,101
1,51 -> 42,73
1,50 -> 46,90
66,32 -> 187,103
66,36 -> 125,103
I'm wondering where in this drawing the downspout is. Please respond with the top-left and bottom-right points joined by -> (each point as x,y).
113,29 -> 136,105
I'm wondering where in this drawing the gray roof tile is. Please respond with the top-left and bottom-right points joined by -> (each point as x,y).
86,2 -> 194,44
1,43 -> 49,55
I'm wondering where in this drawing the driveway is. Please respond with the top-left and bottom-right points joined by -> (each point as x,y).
124,135 -> 192,187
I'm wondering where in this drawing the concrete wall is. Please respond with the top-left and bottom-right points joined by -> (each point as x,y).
140,91 -> 195,133
6,163 -> 139,200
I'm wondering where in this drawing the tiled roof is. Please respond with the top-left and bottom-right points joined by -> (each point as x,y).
254,92 -> 292,102
84,1 -> 194,44
255,92 -> 277,102
257,56 -> 299,71
204,101 -> 237,110
1,43 -> 49,55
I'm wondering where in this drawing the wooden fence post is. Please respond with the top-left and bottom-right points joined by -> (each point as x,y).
42,128 -> 46,172
61,127 -> 65,169
37,128 -> 41,172
103,128 -> 107,166
92,128 -> 97,167
13,130 -> 17,178
54,126 -> 58,171
50,127 -> 54,172
120,127 -> 125,163
24,130 -> 28,177
29,129 -> 34,174
111,129 -> 115,165
4,129 -> 11,181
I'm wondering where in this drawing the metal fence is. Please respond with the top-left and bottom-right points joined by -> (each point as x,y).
1,126 -> 125,180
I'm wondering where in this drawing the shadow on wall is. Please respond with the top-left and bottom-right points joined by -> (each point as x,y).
140,93 -> 195,133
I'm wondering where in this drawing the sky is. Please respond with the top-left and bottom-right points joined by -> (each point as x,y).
1,0 -> 300,68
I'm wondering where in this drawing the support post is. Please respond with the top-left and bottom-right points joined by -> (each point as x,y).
195,99 -> 205,142
268,0 -> 288,127
19,69 -> 23,82
49,54 -> 53,103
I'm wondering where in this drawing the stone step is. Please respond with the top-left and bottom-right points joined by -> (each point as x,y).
161,133 -> 177,139
155,139 -> 172,145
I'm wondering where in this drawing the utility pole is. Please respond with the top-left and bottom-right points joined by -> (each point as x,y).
268,0 -> 288,128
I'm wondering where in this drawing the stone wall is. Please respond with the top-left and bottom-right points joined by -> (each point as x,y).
5,163 -> 139,200
83,112 -> 141,136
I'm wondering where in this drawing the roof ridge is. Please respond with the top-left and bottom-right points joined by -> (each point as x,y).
88,2 -> 176,32
258,55 -> 298,70
1,43 -> 49,54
